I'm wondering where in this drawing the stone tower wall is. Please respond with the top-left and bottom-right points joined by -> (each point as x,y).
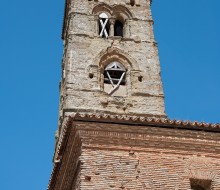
59,0 -> 166,122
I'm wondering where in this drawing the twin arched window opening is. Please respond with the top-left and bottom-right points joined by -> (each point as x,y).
99,13 -> 123,38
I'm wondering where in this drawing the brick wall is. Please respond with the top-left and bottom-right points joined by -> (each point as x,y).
79,149 -> 220,189
52,120 -> 220,190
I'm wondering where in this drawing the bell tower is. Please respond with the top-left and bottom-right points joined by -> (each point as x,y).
59,0 -> 165,125
48,0 -> 183,189
49,1 -> 220,190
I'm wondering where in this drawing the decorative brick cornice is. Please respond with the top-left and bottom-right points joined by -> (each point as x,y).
48,113 -> 220,190
72,113 -> 220,132
48,118 -> 72,190
77,124 -> 220,156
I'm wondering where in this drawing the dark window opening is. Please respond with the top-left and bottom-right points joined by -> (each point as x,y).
130,0 -> 135,6
114,20 -> 123,37
138,76 -> 143,82
99,18 -> 110,38
104,70 -> 126,85
191,185 -> 205,190
190,179 -> 211,190
89,73 -> 94,79
104,62 -> 126,86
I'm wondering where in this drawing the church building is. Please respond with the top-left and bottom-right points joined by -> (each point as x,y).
48,0 -> 220,189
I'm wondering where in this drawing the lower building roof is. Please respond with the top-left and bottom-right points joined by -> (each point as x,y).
48,112 -> 220,190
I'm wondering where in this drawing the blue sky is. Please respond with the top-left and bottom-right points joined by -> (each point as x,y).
0,0 -> 219,189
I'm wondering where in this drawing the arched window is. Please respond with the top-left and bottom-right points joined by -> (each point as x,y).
190,179 -> 211,190
114,20 -> 123,37
104,62 -> 126,95
99,13 -> 109,38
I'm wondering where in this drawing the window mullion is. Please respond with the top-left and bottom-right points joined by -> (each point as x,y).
108,72 -> 125,95
106,71 -> 115,87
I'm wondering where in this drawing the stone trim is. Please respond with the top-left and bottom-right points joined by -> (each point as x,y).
92,3 -> 133,20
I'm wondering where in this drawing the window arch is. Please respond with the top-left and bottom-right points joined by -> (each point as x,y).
96,48 -> 138,96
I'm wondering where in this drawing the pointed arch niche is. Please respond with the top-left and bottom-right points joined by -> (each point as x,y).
96,48 -> 139,97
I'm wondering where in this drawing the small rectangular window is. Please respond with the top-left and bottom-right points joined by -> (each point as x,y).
190,178 -> 212,190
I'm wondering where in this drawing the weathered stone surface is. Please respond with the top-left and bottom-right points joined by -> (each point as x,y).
59,0 -> 166,135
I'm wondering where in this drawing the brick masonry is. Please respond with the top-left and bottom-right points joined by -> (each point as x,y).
51,120 -> 220,190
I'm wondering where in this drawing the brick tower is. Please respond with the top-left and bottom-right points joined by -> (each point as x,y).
48,1 -> 220,189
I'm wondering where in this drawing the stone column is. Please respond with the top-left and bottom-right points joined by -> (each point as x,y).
123,19 -> 128,38
109,17 -> 116,37
96,16 -> 100,37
